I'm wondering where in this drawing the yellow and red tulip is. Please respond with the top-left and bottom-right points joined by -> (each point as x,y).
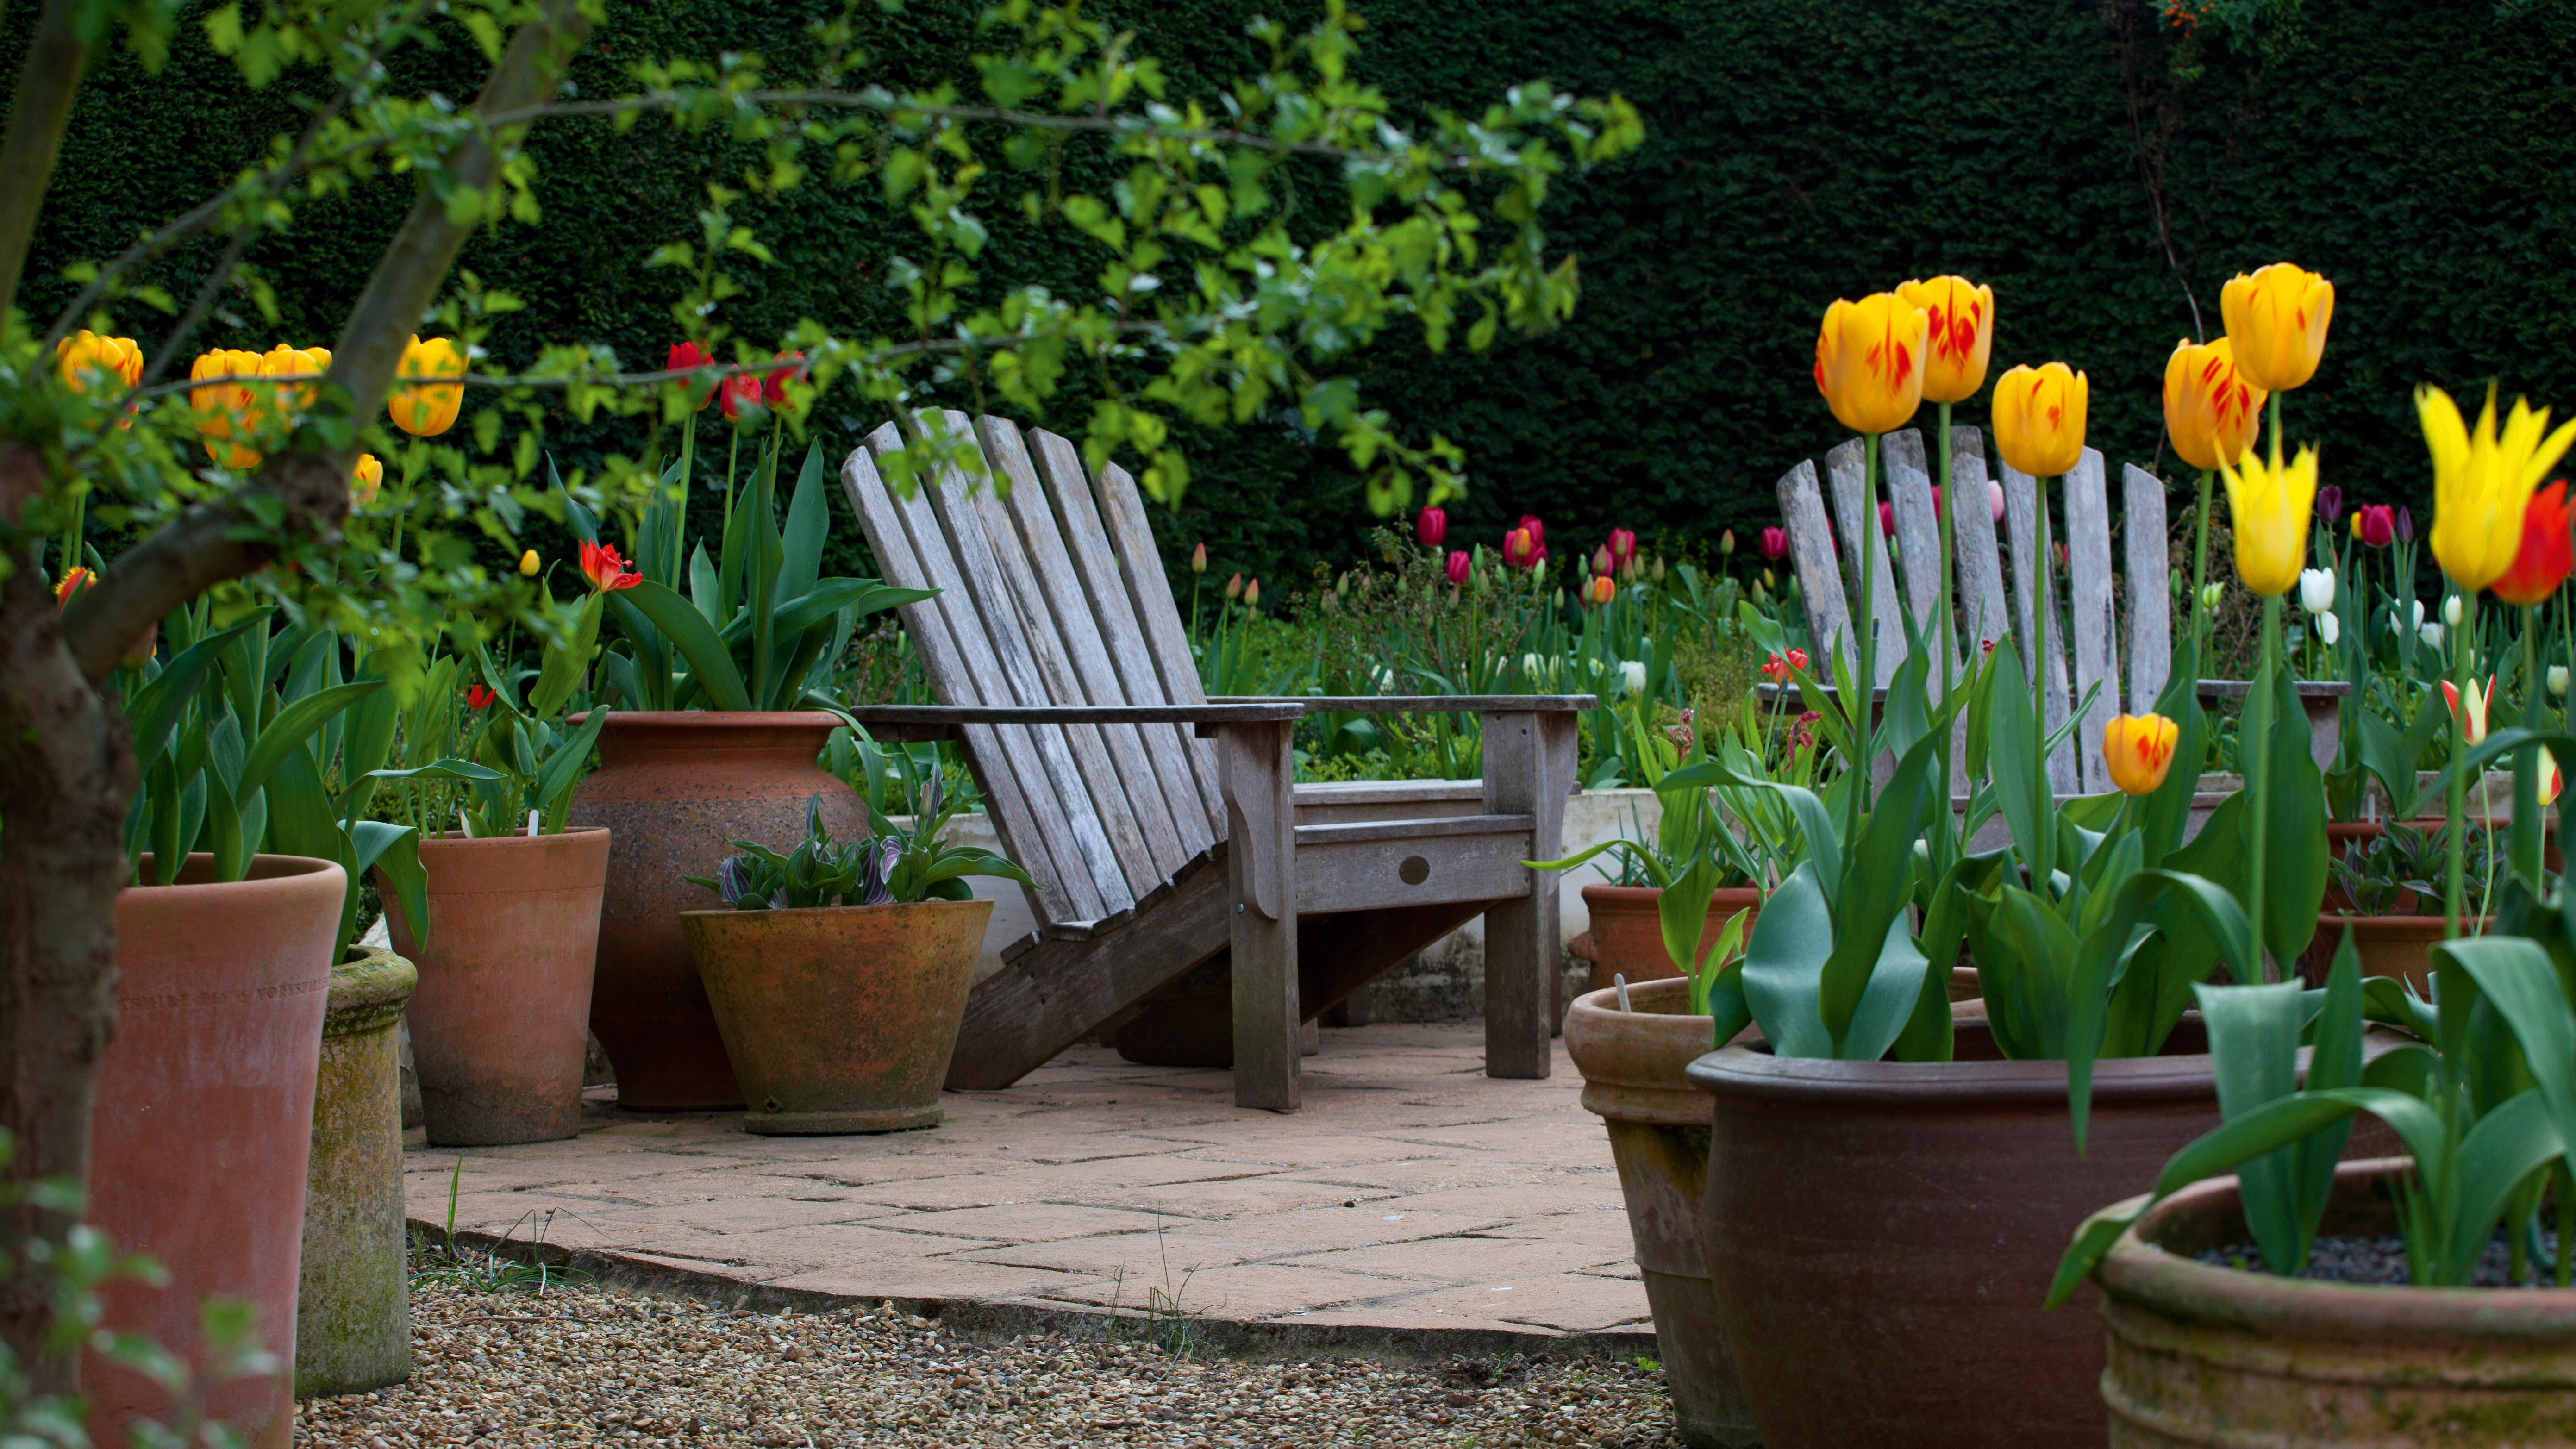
2420,383 -> 2576,594
1895,276 -> 1993,405
2162,337 -> 2264,472
2220,263 -> 2334,393
2492,480 -> 2576,607
1991,363 -> 2088,478
1814,292 -> 1927,434
2103,712 -> 2179,795
578,540 -> 642,592
350,453 -> 383,509
2442,676 -> 2493,746
56,330 -> 142,393
189,348 -> 266,468
2219,437 -> 2318,597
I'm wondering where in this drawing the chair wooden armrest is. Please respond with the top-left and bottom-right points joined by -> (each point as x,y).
844,701 -> 1301,740
1210,693 -> 1599,714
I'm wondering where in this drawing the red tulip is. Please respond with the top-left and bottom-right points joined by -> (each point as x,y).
1760,526 -> 1788,561
716,370 -> 764,421
53,566 -> 92,609
1608,527 -> 1637,567
1444,550 -> 1470,586
1416,507 -> 1447,548
2493,481 -> 2576,607
465,683 -> 499,711
580,539 -> 642,592
763,350 -> 806,406
2356,504 -> 2396,549
666,341 -> 717,411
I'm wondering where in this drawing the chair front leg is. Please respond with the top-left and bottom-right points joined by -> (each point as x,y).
1216,718 -> 1300,1111
1480,709 -> 1576,1079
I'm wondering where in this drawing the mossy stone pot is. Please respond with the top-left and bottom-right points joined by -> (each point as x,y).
1562,976 -> 1755,1449
89,853 -> 344,1449
2097,1157 -> 2576,1444
568,712 -> 861,1111
682,898 -> 993,1134
1684,1018 -> 2224,1449
295,944 -> 418,1398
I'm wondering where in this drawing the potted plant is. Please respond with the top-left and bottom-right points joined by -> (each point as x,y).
374,597 -> 615,1147
680,757 -> 1031,1134
562,442 -> 929,1110
2305,816 -> 2500,992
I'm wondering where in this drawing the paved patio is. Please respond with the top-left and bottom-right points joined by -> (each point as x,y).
403,1023 -> 1653,1356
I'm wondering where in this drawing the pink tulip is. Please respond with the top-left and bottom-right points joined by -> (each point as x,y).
1445,550 -> 1470,586
1416,507 -> 1446,548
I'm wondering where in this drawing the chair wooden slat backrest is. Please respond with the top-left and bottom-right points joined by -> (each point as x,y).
1779,425 -> 2177,796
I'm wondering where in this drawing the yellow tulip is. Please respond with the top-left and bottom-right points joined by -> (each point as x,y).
56,329 -> 143,393
2220,263 -> 2333,393
2103,712 -> 2180,795
350,453 -> 383,509
1895,276 -> 1993,404
1990,363 -> 2088,477
1813,292 -> 1927,434
258,343 -> 331,421
2162,337 -> 2265,472
519,549 -> 540,577
390,335 -> 466,437
190,348 -> 266,468
2219,437 -> 2318,597
2419,382 -> 2576,593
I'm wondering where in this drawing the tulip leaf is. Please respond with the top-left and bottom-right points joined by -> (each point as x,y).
606,581 -> 754,711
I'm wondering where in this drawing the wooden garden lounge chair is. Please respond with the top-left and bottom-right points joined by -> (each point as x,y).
1773,425 -> 2346,791
838,412 -> 1592,1112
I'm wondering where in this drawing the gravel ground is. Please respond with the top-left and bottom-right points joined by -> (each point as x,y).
294,1276 -> 1682,1448
2194,1230 -> 2569,1287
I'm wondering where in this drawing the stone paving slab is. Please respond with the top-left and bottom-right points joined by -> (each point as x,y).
403,1022 -> 1654,1352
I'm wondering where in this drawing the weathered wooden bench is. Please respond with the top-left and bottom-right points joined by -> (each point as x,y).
839,412 -> 1591,1112
1775,426 -> 2345,786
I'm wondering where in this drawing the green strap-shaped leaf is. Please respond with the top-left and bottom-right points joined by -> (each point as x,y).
1740,861 -> 1834,1058
238,681 -> 385,800
531,707 -> 612,816
530,591 -> 605,721
769,579 -> 938,637
2064,868 -> 2257,1150
607,581 -> 754,711
122,618 -> 258,770
373,824 -> 431,953
778,441 -> 829,608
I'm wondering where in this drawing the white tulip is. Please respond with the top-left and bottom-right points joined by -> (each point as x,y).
2553,665 -> 2569,698
2445,594 -> 2464,627
2298,568 -> 2336,616
1618,661 -> 1647,697
2420,621 -> 2445,650
2317,612 -> 2340,647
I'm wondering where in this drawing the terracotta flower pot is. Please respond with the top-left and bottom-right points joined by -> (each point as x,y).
2302,912 -> 2492,993
382,828 -> 611,1144
2097,1157 -> 2576,1444
1685,1018 -> 2224,1449
682,898 -> 993,1134
1563,977 -> 1755,1449
568,712 -> 863,1111
295,944 -> 417,1398
1577,883 -> 1762,994
89,853 -> 344,1449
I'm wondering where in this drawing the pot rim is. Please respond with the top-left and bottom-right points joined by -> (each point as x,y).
569,709 -> 846,730
680,898 -> 994,919
417,825 -> 611,846
122,851 -> 342,894
2315,911 -> 2495,929
2101,1157 -> 2576,1339
1685,1023 -> 2218,1107
1579,882 -> 1764,904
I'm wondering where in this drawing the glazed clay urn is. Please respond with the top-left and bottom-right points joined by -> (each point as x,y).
88,853 -> 344,1449
1575,884 -> 1762,994
294,944 -> 418,1398
384,827 -> 611,1143
1686,1018 -> 2225,1449
682,899 -> 992,1133
2097,1158 -> 2576,1444
569,713 -> 862,1110
1563,977 -> 1755,1448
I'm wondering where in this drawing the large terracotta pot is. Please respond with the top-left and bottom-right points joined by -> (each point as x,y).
1577,884 -> 1762,994
682,899 -> 992,1134
383,828 -> 610,1144
295,945 -> 417,1398
1563,977 -> 1755,1449
568,712 -> 862,1110
2097,1158 -> 2576,1444
1685,1018 -> 2223,1449
90,853 -> 344,1449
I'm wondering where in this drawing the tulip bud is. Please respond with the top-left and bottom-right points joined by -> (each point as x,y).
2200,582 -> 2225,610
1552,588 -> 1565,609
2315,485 -> 2343,526
2421,621 -> 2445,650
1760,526 -> 1788,561
1592,544 -> 1613,577
1651,556 -> 1666,582
1245,578 -> 1260,609
1879,500 -> 1896,537
2444,594 -> 2463,627
1989,479 -> 2007,524
519,549 -> 540,576
1225,572 -> 1244,601
1720,529 -> 1736,556
1445,550 -> 1470,587
1416,507 -> 1447,549
1191,542 -> 1208,574
2552,665 -> 2569,698
1764,569 -> 1777,590
1608,528 -> 1638,567
2397,506 -> 2415,542
349,452 -> 383,509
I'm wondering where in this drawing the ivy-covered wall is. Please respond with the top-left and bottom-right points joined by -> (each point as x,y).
12,0 -> 2574,592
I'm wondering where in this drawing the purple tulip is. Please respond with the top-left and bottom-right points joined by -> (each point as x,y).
2397,506 -> 2415,542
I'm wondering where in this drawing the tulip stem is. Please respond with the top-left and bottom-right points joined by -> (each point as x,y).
2033,470 -> 2057,826
2516,603 -> 2542,887
2448,591 -> 2476,939
672,409 -> 698,590
2188,468 -> 2214,680
2248,592 -> 2280,983
2268,390 -> 2282,466
1937,401 -> 1958,847
1854,431 -> 1881,825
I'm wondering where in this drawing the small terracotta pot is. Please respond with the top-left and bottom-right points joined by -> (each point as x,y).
383,828 -> 610,1145
1686,1018 -> 2223,1449
2302,912 -> 2493,993
2097,1157 -> 2576,1444
1577,884 -> 1762,994
89,853 -> 344,1449
1563,977 -> 1755,1449
683,899 -> 993,1134
569,712 -> 863,1111
296,945 -> 418,1398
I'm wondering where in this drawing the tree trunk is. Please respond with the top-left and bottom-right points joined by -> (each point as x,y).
0,469 -> 135,1388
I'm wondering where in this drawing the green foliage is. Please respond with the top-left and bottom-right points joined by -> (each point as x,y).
689,754 -> 1032,909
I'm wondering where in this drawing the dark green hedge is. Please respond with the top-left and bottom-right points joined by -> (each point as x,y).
12,0 -> 2575,592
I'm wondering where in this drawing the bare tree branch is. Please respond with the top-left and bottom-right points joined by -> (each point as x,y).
0,0 -> 92,321
59,0 -> 597,683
